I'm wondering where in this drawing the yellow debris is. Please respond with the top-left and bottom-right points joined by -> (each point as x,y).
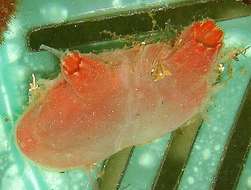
151,62 -> 171,82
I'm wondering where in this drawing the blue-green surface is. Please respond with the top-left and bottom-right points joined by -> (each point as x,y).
1,1 -> 251,190
178,17 -> 251,190
120,134 -> 171,190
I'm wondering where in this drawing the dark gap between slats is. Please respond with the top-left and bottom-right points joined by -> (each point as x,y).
152,116 -> 202,190
99,147 -> 134,190
27,0 -> 251,51
212,81 -> 251,190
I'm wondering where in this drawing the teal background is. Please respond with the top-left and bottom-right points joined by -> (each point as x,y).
0,0 -> 251,190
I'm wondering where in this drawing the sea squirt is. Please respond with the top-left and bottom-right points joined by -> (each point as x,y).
15,20 -> 224,171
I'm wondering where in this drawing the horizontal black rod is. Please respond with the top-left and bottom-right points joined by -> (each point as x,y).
28,0 -> 251,51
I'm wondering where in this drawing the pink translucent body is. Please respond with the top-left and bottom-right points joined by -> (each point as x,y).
15,20 -> 223,170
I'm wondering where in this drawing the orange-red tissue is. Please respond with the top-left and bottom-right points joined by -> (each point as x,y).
15,20 -> 223,170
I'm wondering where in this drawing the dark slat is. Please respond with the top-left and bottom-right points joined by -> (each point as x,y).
212,81 -> 251,190
152,116 -> 202,190
99,147 -> 134,190
28,0 -> 251,51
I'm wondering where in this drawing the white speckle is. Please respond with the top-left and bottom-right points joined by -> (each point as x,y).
212,127 -> 218,131
1,165 -> 25,190
73,185 -> 80,190
1,85 -> 13,121
203,149 -> 211,160
73,71 -> 80,76
218,63 -> 224,72
195,145 -> 201,150
193,167 -> 198,173
224,33 -> 245,47
214,145 -> 220,151
75,172 -> 85,179
247,176 -> 251,188
245,47 -> 251,57
4,19 -> 23,40
6,43 -> 22,63
152,137 -> 162,144
139,152 -> 155,168
0,120 -> 9,150
20,85 -> 26,90
24,166 -> 42,190
188,176 -> 194,185
7,164 -> 18,175
40,4 -> 68,23
44,172 -> 63,187
16,68 -> 27,80
112,0 -> 122,7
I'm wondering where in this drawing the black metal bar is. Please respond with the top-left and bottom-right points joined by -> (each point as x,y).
28,0 -> 251,51
212,81 -> 251,190
99,147 -> 134,190
152,116 -> 202,190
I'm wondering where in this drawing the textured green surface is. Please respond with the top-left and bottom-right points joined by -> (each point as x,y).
1,0 -> 251,190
